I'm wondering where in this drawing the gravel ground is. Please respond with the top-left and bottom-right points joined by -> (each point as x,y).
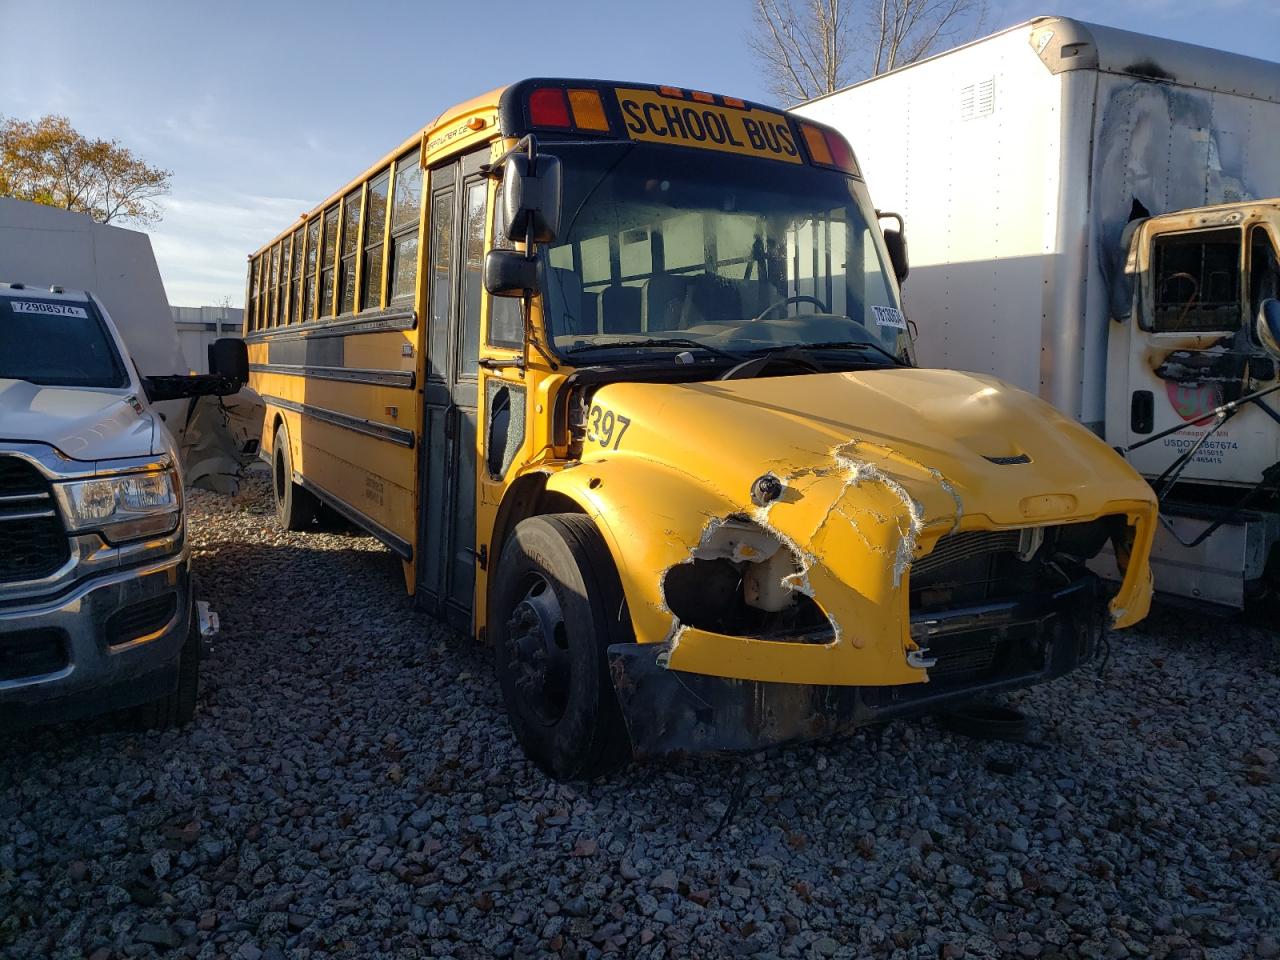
2,475 -> 1279,960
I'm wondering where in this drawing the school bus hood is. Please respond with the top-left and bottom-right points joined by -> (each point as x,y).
555,366 -> 1155,682
588,366 -> 1150,530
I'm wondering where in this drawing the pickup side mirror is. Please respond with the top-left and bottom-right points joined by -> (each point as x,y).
209,337 -> 248,383
501,152 -> 562,245
1257,298 -> 1280,359
143,338 -> 248,402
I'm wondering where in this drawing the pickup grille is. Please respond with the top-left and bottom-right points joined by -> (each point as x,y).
0,457 -> 69,584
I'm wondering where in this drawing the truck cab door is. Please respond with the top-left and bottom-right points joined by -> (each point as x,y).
1107,217 -> 1277,487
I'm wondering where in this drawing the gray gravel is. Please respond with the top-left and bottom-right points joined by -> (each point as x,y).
2,475 -> 1278,960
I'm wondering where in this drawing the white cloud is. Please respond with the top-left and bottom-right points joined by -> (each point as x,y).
149,191 -> 310,307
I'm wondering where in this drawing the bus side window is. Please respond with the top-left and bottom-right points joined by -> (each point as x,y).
362,170 -> 390,311
289,226 -> 304,323
389,153 -> 423,304
303,218 -> 320,322
339,187 -> 362,315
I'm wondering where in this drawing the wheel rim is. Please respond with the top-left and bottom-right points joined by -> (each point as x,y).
505,573 -> 572,725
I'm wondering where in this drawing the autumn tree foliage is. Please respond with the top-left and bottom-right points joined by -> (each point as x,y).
0,115 -> 172,226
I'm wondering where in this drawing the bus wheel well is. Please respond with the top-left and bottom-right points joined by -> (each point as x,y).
489,476 -> 587,568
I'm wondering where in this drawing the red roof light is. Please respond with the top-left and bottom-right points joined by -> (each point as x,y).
528,87 -> 571,128
823,129 -> 858,175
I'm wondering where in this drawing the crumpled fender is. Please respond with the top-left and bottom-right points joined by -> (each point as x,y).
543,442 -> 951,687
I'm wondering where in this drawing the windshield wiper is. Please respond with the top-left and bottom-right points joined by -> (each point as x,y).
775,340 -> 909,368
565,338 -> 743,363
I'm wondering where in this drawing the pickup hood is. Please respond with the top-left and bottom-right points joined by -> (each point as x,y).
0,378 -> 156,462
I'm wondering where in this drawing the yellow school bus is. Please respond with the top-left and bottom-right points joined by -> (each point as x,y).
244,78 -> 1157,779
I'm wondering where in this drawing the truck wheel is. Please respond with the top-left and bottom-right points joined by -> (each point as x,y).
272,423 -> 317,531
134,605 -> 200,730
491,514 -> 633,781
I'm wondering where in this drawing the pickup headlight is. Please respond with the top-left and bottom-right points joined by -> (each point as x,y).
56,469 -> 180,543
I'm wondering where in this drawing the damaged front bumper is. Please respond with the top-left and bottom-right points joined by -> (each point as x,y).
607,576 -> 1103,759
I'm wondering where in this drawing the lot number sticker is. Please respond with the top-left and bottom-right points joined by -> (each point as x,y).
10,300 -> 88,318
872,305 -> 906,329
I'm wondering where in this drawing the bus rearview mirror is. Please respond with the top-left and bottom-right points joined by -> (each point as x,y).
502,153 -> 562,245
484,249 -> 539,299
883,228 -> 909,284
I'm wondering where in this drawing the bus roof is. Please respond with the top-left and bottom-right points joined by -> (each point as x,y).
248,79 -> 837,260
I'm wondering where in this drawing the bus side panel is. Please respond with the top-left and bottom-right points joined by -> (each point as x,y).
250,323 -> 420,549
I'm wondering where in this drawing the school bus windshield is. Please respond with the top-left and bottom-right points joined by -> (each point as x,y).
540,141 -> 910,364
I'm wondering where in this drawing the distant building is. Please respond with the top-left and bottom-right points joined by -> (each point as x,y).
172,305 -> 243,373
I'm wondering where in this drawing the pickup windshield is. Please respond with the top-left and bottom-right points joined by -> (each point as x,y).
0,295 -> 128,388
539,142 -> 910,365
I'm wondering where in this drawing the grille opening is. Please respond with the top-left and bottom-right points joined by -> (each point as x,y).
663,557 -> 833,643
0,457 -> 46,496
0,456 -> 68,584
105,593 -> 179,647
0,629 -> 69,681
924,623 -> 1045,688
910,517 -> 1123,614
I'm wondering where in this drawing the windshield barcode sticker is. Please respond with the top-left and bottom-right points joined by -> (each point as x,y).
10,300 -> 88,318
872,305 -> 906,329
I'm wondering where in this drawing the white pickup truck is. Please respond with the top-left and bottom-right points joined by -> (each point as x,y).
0,282 -> 247,729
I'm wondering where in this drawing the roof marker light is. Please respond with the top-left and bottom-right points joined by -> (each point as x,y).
658,85 -> 685,98
568,89 -> 610,131
690,90 -> 715,104
722,96 -> 746,108
528,87 -> 571,128
822,129 -> 859,174
800,124 -> 833,165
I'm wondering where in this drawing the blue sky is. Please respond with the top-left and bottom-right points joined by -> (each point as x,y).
3,0 -> 1276,307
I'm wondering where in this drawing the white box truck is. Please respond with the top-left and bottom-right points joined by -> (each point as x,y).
798,16 -> 1280,609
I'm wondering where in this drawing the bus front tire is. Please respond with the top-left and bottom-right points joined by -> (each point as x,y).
491,514 -> 633,781
272,424 -> 318,531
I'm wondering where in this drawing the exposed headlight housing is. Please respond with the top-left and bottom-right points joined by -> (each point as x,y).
56,469 -> 181,543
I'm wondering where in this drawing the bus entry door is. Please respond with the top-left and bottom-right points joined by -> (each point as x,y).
420,152 -> 487,628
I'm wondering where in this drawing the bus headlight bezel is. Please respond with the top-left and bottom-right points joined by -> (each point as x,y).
55,469 -> 181,544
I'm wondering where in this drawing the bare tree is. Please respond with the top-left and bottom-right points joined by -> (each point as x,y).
749,0 -> 986,104
868,0 -> 985,76
749,0 -> 852,104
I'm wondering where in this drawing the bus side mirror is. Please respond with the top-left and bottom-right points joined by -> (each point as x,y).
877,210 -> 909,283
501,153 -> 562,245
1256,298 -> 1280,359
484,250 -> 539,298
883,228 -> 909,284
209,337 -> 248,385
